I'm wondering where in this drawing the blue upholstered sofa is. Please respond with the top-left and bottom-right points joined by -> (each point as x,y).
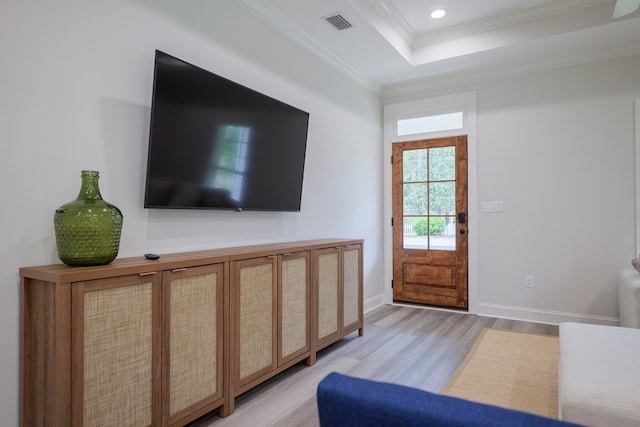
316,373 -> 582,427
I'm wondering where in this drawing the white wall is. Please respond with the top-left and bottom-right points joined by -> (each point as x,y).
6,0 -> 636,424
0,0 -> 383,424
476,57 -> 638,323
383,55 -> 640,325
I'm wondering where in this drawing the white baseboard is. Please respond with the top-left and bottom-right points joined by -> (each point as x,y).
366,294 -> 619,326
476,302 -> 619,326
364,294 -> 385,313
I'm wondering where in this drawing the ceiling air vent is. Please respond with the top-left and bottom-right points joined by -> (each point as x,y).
325,13 -> 353,31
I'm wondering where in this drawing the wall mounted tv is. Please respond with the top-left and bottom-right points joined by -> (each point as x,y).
144,50 -> 310,212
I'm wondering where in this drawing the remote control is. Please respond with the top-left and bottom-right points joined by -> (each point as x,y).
144,253 -> 160,260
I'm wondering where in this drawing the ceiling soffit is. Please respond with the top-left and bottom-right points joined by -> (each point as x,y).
233,0 -> 640,92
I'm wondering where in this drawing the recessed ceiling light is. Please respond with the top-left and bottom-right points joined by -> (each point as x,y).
430,8 -> 447,19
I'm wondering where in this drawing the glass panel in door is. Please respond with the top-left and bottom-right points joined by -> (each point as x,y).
402,146 -> 456,251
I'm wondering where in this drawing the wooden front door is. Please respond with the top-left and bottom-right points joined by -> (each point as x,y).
392,136 -> 468,309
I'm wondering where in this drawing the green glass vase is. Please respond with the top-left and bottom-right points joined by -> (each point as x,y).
53,170 -> 123,266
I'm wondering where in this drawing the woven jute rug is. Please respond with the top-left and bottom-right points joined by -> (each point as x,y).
441,328 -> 559,419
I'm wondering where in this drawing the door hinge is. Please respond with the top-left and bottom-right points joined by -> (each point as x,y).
391,155 -> 393,164
391,217 -> 393,226
391,280 -> 394,288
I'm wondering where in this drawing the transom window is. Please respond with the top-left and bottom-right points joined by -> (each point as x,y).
397,112 -> 463,136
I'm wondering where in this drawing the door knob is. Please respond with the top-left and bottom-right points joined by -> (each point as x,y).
459,228 -> 466,235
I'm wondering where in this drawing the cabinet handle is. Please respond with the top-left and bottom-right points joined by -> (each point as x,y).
139,272 -> 157,277
172,268 -> 188,273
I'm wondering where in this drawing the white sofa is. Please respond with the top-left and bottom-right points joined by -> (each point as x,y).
618,269 -> 640,328
558,322 -> 640,426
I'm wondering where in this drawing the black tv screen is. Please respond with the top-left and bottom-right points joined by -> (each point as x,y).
144,50 -> 309,212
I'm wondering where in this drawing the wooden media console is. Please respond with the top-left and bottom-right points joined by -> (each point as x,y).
20,238 -> 363,426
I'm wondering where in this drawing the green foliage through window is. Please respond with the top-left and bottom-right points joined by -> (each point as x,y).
413,218 -> 428,236
429,217 -> 445,235
412,217 -> 446,236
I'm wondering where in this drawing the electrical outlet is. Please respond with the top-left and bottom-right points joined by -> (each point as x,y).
525,275 -> 534,288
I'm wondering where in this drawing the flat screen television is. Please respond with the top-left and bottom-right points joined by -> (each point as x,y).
144,50 -> 309,212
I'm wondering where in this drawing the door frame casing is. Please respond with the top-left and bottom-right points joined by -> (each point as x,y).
383,91 -> 478,313
635,98 -> 640,255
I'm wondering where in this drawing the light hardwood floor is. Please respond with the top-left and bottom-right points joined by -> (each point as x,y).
190,304 -> 559,427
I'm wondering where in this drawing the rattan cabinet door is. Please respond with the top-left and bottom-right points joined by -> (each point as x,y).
72,274 -> 162,427
315,247 -> 341,348
278,251 -> 311,365
163,264 -> 224,425
342,245 -> 362,333
233,257 -> 278,389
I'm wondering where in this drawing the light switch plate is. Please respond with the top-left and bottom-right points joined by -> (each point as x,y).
482,201 -> 504,213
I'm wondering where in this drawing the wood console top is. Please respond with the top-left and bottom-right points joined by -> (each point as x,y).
20,238 -> 363,283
